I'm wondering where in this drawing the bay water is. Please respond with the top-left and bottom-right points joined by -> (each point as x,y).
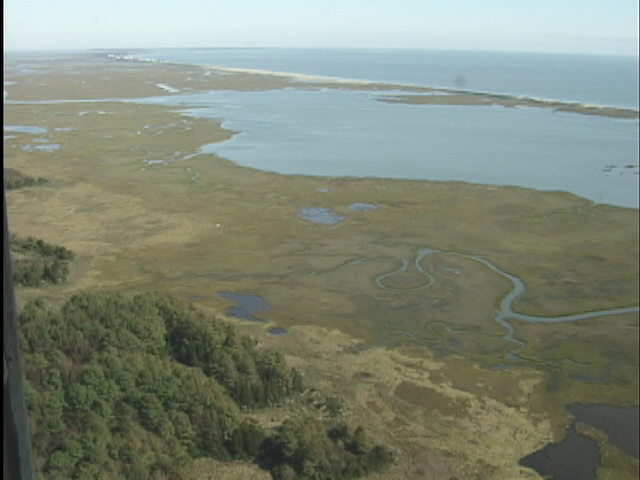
128,49 -> 639,207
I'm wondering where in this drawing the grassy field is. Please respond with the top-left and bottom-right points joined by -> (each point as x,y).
5,54 -> 638,479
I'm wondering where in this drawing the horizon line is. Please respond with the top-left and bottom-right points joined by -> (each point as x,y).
4,46 -> 639,58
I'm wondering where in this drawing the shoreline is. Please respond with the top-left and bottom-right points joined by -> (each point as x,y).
5,96 -> 638,211
108,52 -> 640,117
4,56 -> 639,210
7,51 -> 638,117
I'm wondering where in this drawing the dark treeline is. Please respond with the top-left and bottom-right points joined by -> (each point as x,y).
5,168 -> 47,190
19,292 -> 393,480
10,234 -> 74,286
260,418 -> 394,480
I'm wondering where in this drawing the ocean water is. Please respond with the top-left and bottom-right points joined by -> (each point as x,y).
141,48 -> 639,108
125,49 -> 639,207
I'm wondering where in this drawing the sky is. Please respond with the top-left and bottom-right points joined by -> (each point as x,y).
4,0 -> 639,55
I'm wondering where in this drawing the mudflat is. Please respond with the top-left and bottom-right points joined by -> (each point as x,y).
5,54 -> 638,479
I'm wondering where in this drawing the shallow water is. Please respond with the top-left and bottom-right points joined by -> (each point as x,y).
520,425 -> 600,480
4,125 -> 47,134
145,89 -> 639,208
520,404 -> 639,479
567,404 -> 639,459
20,143 -> 60,152
267,327 -> 288,336
348,203 -> 377,211
297,206 -> 344,224
217,291 -> 269,322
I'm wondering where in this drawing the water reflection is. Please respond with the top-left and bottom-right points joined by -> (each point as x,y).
297,206 -> 344,224
567,404 -> 639,459
520,404 -> 639,479
217,291 -> 270,322
520,425 -> 600,480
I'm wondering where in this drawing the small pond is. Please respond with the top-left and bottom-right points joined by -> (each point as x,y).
4,125 -> 47,134
348,202 -> 377,211
520,404 -> 639,480
20,143 -> 60,152
567,404 -> 639,459
297,206 -> 344,224
217,291 -> 270,322
267,327 -> 288,336
520,425 -> 600,480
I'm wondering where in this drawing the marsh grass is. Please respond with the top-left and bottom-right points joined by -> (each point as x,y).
5,55 -> 638,479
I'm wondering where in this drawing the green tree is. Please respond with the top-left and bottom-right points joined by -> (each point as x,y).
19,292 -> 392,480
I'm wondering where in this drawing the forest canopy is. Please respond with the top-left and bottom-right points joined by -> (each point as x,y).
19,292 -> 393,480
10,234 -> 74,286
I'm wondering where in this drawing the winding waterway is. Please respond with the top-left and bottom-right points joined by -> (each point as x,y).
365,248 -> 639,357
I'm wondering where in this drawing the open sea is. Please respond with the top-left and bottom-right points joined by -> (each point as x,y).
139,48 -> 639,108
125,49 -> 639,207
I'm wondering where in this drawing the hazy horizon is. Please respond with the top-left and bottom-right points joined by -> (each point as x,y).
4,0 -> 638,57
3,46 -> 639,59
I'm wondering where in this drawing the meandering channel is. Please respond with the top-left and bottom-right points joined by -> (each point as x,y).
370,248 -> 639,354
